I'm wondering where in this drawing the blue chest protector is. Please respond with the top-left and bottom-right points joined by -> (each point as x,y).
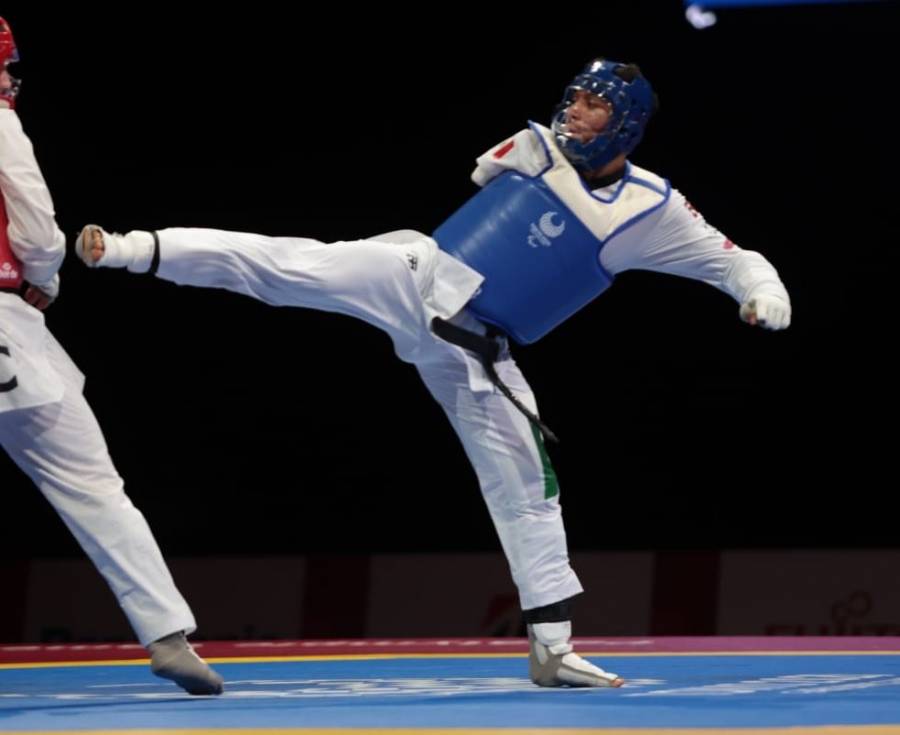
433,124 -> 669,345
433,171 -> 613,344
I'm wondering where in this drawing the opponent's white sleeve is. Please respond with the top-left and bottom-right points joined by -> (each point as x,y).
600,187 -> 791,326
0,110 -> 66,288
471,128 -> 550,187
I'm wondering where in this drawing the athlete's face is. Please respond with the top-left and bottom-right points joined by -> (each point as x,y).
563,89 -> 612,144
0,68 -> 13,109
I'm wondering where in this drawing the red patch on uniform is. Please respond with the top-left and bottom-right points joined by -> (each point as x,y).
493,140 -> 515,159
723,238 -> 735,250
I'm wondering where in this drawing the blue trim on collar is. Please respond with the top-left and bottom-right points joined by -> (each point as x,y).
599,178 -> 673,248
585,161 -> 632,203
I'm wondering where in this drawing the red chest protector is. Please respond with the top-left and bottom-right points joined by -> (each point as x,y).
0,196 -> 24,290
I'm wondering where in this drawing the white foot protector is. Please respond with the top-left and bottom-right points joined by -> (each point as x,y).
148,631 -> 224,696
528,622 -> 624,688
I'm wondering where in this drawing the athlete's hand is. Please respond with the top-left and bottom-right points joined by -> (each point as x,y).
739,294 -> 790,330
24,277 -> 59,311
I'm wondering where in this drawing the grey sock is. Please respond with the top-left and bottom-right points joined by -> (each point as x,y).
148,631 -> 224,695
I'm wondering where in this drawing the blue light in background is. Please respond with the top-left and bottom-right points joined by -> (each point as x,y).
687,0 -> 870,6
684,0 -> 878,29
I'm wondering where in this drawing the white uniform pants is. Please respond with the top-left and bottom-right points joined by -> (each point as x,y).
155,227 -> 583,610
0,335 -> 196,646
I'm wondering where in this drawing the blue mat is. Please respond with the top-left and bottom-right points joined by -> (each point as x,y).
2,654 -> 899,730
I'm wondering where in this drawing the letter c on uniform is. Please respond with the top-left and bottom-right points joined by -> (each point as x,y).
0,345 -> 18,392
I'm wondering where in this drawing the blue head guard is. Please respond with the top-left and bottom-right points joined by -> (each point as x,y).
551,58 -> 657,172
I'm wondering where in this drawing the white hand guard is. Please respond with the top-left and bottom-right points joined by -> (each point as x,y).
739,293 -> 791,330
76,226 -> 155,272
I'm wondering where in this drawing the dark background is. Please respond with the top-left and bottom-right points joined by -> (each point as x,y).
2,2 -> 897,560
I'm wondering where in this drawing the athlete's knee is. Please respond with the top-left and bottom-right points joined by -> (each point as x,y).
480,475 -> 559,522
322,243 -> 414,300
47,471 -> 127,505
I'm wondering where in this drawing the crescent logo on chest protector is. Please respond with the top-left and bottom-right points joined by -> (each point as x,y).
434,123 -> 670,343
528,212 -> 567,248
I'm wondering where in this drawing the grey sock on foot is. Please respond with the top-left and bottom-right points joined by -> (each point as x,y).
148,631 -> 224,695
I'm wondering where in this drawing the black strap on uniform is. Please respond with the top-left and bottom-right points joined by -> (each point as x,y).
2,282 -> 32,297
431,317 -> 559,444
148,231 -> 161,276
522,593 -> 579,624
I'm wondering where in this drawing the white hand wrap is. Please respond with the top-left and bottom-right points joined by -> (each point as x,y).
31,273 -> 59,300
740,292 -> 791,330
